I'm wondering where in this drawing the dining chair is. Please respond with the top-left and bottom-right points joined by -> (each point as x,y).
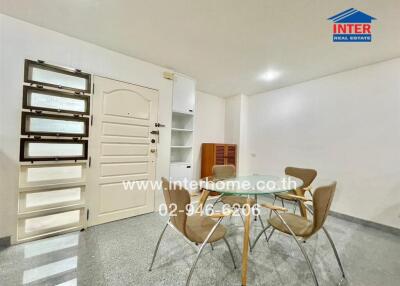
272,167 -> 317,217
210,165 -> 267,240
149,178 -> 237,286
252,182 -> 345,286
212,165 -> 256,208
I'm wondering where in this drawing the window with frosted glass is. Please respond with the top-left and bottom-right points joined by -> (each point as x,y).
24,60 -> 91,93
20,139 -> 88,161
25,165 -> 83,183
23,86 -> 90,115
24,187 -> 82,209
21,112 -> 89,137
24,209 -> 82,234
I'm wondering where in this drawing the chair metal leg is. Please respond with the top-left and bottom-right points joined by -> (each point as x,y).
254,195 -> 258,221
258,214 -> 269,240
223,237 -> 237,269
212,197 -> 222,208
250,224 -> 271,251
149,221 -> 169,271
269,196 -> 276,218
322,227 -> 346,278
267,228 -> 275,242
293,203 -> 297,214
273,210 -> 319,286
186,218 -> 223,286
238,209 -> 246,226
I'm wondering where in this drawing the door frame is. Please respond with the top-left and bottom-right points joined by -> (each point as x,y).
86,75 -> 160,227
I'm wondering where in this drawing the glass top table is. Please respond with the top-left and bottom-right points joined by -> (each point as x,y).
199,174 -> 303,195
197,174 -> 303,286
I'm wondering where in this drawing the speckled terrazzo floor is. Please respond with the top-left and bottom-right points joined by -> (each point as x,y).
1,200 -> 399,286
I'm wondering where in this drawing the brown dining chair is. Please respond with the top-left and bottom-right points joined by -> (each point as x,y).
212,165 -> 256,208
149,178 -> 236,286
210,165 -> 267,240
252,182 -> 345,286
273,167 -> 317,217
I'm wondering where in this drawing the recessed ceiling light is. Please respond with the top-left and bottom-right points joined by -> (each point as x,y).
260,70 -> 281,82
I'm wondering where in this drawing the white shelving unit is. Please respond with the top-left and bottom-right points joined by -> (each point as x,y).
170,74 -> 195,183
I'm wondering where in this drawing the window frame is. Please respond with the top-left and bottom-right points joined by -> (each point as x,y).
20,138 -> 89,162
23,86 -> 91,115
24,59 -> 92,93
21,112 -> 89,137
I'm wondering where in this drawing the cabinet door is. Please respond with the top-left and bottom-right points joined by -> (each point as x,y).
170,164 -> 192,181
172,75 -> 195,113
226,145 -> 236,165
215,144 -> 226,165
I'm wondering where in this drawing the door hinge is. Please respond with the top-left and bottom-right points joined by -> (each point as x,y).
86,209 -> 90,220
163,71 -> 174,80
90,115 -> 93,126
88,156 -> 91,167
92,83 -> 95,93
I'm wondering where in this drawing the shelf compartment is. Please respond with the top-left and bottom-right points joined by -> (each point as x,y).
170,147 -> 192,163
171,129 -> 192,147
171,112 -> 194,130
171,128 -> 193,132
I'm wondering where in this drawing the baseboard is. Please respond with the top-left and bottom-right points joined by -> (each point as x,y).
0,236 -> 11,248
329,210 -> 400,236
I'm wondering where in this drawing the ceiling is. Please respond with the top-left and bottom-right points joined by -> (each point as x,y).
1,0 -> 399,97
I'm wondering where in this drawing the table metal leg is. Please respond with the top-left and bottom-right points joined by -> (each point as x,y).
241,197 -> 252,286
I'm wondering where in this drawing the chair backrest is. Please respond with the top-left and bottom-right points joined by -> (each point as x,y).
161,178 -> 190,236
212,165 -> 236,180
311,182 -> 336,234
285,166 -> 317,189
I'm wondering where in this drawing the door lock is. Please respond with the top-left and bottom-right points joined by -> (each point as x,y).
150,148 -> 157,153
150,130 -> 160,143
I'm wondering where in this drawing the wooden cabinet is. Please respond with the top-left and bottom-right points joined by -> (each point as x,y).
201,143 -> 237,178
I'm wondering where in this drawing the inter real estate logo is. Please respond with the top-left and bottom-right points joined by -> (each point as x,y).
328,8 -> 376,42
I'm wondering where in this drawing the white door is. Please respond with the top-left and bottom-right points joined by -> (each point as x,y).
88,76 -> 159,226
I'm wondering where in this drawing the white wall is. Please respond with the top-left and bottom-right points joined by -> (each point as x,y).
193,91 -> 226,179
246,58 -> 400,229
225,94 -> 248,175
0,14 -> 174,240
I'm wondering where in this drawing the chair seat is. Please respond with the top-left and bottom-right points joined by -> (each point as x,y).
275,191 -> 297,201
185,214 -> 227,243
268,213 -> 313,237
220,196 -> 256,207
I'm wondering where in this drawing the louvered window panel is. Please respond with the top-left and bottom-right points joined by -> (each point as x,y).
227,145 -> 236,165
23,86 -> 90,115
215,145 -> 225,165
24,60 -> 91,93
20,139 -> 88,162
21,112 -> 88,137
